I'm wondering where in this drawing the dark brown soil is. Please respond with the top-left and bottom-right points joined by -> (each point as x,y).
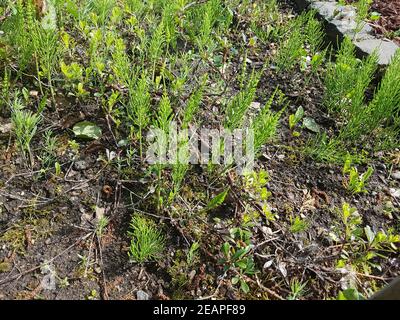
0,0 -> 399,301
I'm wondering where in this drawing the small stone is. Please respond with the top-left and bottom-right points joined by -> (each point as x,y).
136,290 -> 150,300
29,90 -> 39,98
389,188 -> 400,199
263,260 -> 273,269
391,171 -> 400,180
0,123 -> 12,134
74,160 -> 89,171
250,102 -> 261,110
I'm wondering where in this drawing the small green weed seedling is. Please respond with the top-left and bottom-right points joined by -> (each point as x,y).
338,202 -> 362,243
220,227 -> 256,294
205,188 -> 230,212
38,130 -> 59,172
11,99 -> 41,166
167,242 -> 201,294
289,106 -> 304,136
0,68 -> 10,111
334,214 -> 399,276
329,203 -> 362,244
288,279 -> 308,300
343,157 -> 373,194
128,214 -> 165,263
243,170 -> 275,221
289,216 -> 309,234
95,216 -> 110,239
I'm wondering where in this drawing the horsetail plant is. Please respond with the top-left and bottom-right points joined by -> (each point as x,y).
362,51 -> 400,137
182,75 -> 207,129
127,74 -> 151,159
252,88 -> 286,154
324,37 -> 377,119
305,11 -> 325,56
128,214 -> 165,263
112,37 -> 134,87
31,8 -> 59,104
152,93 -> 174,211
275,16 -> 306,71
11,99 -> 41,167
0,67 -> 10,112
225,70 -> 261,131
169,137 -> 189,203
148,23 -> 165,81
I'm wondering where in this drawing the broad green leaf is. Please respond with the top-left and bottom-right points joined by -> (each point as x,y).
364,226 -> 375,244
221,242 -> 231,257
303,117 -> 320,133
235,259 -> 248,269
337,288 -> 364,300
232,276 -> 240,285
289,106 -> 304,129
231,247 -> 249,261
206,188 -> 229,211
73,121 -> 102,140
240,279 -> 250,293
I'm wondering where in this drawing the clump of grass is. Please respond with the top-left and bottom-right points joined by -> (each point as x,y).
128,214 -> 165,263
